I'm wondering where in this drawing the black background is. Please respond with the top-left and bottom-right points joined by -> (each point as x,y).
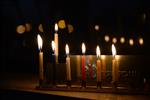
1,0 -> 150,73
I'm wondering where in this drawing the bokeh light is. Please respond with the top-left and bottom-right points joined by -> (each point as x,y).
58,20 -> 66,29
104,35 -> 110,42
112,37 -> 117,44
25,23 -> 32,32
38,24 -> 43,32
120,37 -> 125,44
94,25 -> 99,31
139,38 -> 144,45
16,25 -> 25,34
67,24 -> 74,33
129,38 -> 134,46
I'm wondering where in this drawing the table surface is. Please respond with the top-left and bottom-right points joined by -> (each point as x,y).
0,72 -> 150,100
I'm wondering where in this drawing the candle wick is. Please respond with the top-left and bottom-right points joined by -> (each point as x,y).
67,54 -> 69,57
113,55 -> 116,59
39,49 -> 42,52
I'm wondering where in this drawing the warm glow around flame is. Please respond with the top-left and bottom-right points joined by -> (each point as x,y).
65,44 -> 69,55
55,23 -> 58,32
96,45 -> 101,58
51,41 -> 55,51
112,44 -> 116,57
82,43 -> 86,54
101,55 -> 106,60
37,34 -> 43,50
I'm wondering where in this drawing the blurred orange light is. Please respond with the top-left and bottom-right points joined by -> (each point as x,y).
58,20 -> 66,29
67,24 -> 74,33
38,24 -> 43,32
25,23 -> 32,32
16,25 -> 25,34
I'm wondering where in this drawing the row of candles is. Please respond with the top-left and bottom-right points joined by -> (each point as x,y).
37,34 -> 118,84
37,23 -> 120,87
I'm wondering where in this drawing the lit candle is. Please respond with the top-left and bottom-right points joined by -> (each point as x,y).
51,40 -> 56,85
96,45 -> 101,82
81,43 -> 86,81
101,55 -> 106,80
51,41 -> 56,63
112,44 -> 116,82
54,23 -> 59,63
115,55 -> 120,81
65,44 -> 71,81
37,34 -> 44,82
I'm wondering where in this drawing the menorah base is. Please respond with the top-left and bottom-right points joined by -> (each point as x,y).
81,80 -> 86,88
39,79 -> 44,86
112,81 -> 118,89
66,80 -> 71,87
97,81 -> 102,88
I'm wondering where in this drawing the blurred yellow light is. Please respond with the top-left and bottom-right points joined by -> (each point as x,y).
112,37 -> 117,44
58,20 -> 66,29
104,35 -> 110,42
139,38 -> 144,45
120,37 -> 125,44
16,25 -> 25,34
95,25 -> 99,31
38,24 -> 43,32
67,24 -> 74,33
129,39 -> 134,46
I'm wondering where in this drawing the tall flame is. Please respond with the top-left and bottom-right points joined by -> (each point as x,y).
112,44 -> 116,57
37,34 -> 43,50
55,23 -> 58,32
65,44 -> 69,55
51,41 -> 55,51
82,43 -> 86,54
96,45 -> 101,58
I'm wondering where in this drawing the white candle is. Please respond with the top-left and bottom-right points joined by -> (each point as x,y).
112,44 -> 116,82
37,34 -> 44,81
96,45 -> 101,82
65,44 -> 71,81
54,23 -> 59,63
101,55 -> 106,80
116,55 -> 120,81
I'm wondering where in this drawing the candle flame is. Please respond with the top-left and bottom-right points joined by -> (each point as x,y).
37,34 -> 43,50
82,43 -> 86,54
65,44 -> 69,55
55,23 -> 58,32
96,45 -> 101,58
51,41 -> 55,52
112,44 -> 116,57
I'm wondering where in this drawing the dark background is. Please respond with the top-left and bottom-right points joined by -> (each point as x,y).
1,0 -> 150,73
